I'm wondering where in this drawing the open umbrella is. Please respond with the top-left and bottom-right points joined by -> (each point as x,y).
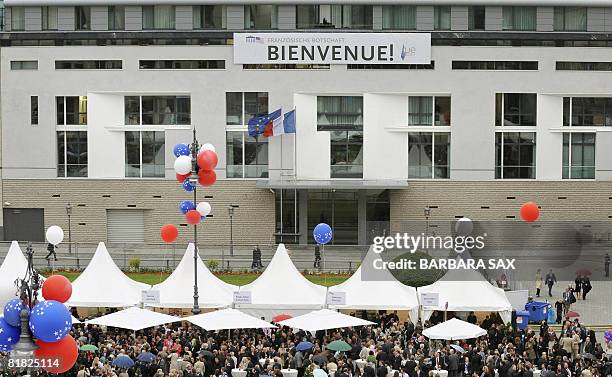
565,311 -> 580,318
80,345 -> 98,352
581,353 -> 595,360
273,314 -> 292,323
112,355 -> 135,369
137,352 -> 156,363
326,340 -> 351,352
575,268 -> 592,276
296,341 -> 314,352
450,345 -> 466,353
200,349 -> 213,359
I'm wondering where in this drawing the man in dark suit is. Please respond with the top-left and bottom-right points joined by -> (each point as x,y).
377,361 -> 388,377
413,365 -> 424,377
447,350 -> 459,377
433,351 -> 446,370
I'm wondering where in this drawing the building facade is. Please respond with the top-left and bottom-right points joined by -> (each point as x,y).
1,0 -> 612,246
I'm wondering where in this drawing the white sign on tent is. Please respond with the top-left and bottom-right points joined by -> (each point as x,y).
142,290 -> 160,304
327,292 -> 346,306
420,292 -> 439,307
234,291 -> 252,305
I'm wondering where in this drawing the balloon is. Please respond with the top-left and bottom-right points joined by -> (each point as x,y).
200,143 -> 216,153
182,179 -> 196,192
3,298 -> 27,327
46,225 -> 64,246
35,335 -> 78,374
174,155 -> 192,175
196,202 -> 212,217
0,317 -> 19,346
42,275 -> 72,303
29,300 -> 72,343
173,143 -> 190,158
197,150 -> 218,171
520,202 -> 540,222
185,210 -> 201,225
176,172 -> 190,183
201,216 -> 206,221
0,344 -> 11,352
198,169 -> 216,187
179,200 -> 196,215
454,217 -> 474,237
160,224 -> 178,243
313,223 -> 333,245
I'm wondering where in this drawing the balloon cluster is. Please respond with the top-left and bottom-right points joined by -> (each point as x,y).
605,329 -> 612,343
313,223 -> 333,245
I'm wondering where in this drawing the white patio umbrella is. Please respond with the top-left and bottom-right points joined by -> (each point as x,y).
278,309 -> 374,332
85,307 -> 181,331
422,318 -> 487,340
185,308 -> 276,331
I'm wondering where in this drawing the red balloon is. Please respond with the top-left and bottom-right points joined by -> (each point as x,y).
197,150 -> 218,171
176,173 -> 190,183
34,335 -> 78,374
42,275 -> 72,303
198,169 -> 216,187
185,210 -> 201,225
520,201 -> 540,222
160,224 -> 178,243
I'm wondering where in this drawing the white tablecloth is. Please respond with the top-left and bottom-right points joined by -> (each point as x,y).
433,370 -> 448,377
355,359 -> 367,369
387,369 -> 398,377
533,370 -> 541,377
282,369 -> 298,377
232,369 -> 247,377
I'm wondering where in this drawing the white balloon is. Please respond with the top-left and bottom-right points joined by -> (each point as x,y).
199,143 -> 216,153
46,225 -> 64,246
197,202 -> 212,217
454,217 -> 474,237
174,155 -> 192,175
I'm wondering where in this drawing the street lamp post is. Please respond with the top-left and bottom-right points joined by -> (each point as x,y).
188,129 -> 201,315
65,203 -> 72,255
423,207 -> 431,237
228,205 -> 239,257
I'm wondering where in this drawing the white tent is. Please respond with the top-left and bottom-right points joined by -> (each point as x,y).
328,246 -> 419,319
422,318 -> 487,340
235,244 -> 326,320
66,242 -> 150,307
417,266 -> 512,324
278,309 -> 374,332
85,307 -> 181,331
186,308 -> 276,331
0,241 -> 28,307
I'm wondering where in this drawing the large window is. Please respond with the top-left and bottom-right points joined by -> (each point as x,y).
193,5 -> 226,29
56,96 -> 88,125
408,96 -> 451,127
434,6 -> 451,30
124,96 -> 190,125
468,6 -> 485,30
75,6 -> 91,30
57,131 -> 87,177
125,131 -> 165,178
11,7 -> 25,31
142,5 -> 175,30
563,133 -> 595,179
554,7 -> 587,31
495,93 -> 537,127
564,97 -> 612,127
42,6 -> 58,30
382,5 -> 415,30
502,7 -> 536,31
139,60 -> 224,70
296,5 -> 372,29
495,132 -> 536,179
10,60 -> 38,70
108,6 -> 125,30
275,189 -> 299,244
226,131 -> 268,178
317,96 -> 363,131
453,61 -> 538,70
226,92 -> 268,126
55,60 -> 122,70
408,132 -> 450,179
244,5 -> 277,29
556,62 -> 612,71
330,130 -> 363,178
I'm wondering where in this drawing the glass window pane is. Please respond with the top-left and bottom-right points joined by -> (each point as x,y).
434,97 -> 451,126
108,6 -> 125,30
318,96 -> 363,131
244,5 -> 277,29
42,6 -> 58,30
382,5 -> 415,30
226,92 -> 243,125
11,7 -> 25,31
75,6 -> 91,30
125,131 -> 141,177
296,5 -> 317,28
244,92 -> 269,121
434,6 -> 450,30
226,131 -> 244,178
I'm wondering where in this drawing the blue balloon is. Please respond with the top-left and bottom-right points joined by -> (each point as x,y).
173,143 -> 190,158
182,180 -> 195,192
0,317 -> 20,346
3,298 -> 27,327
179,200 -> 195,215
313,223 -> 333,245
0,344 -> 12,353
201,215 -> 206,221
29,300 -> 72,343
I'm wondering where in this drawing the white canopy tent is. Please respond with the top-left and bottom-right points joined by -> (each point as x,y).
186,308 -> 276,331
422,318 -> 487,340
278,309 -> 375,332
85,307 -> 181,331
0,241 -> 28,307
328,246 -> 419,319
417,266 -> 512,324
66,242 -> 150,307
148,243 -> 237,308
235,244 -> 326,320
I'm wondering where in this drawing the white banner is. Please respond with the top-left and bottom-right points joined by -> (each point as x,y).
233,291 -> 252,305
327,291 -> 346,306
141,290 -> 160,305
420,292 -> 439,307
233,33 -> 431,65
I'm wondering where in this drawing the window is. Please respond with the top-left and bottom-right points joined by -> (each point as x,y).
275,189 -> 299,244
468,6 -> 485,30
125,131 -> 165,178
565,97 -> 612,127
243,64 -> 329,70
452,61 -> 538,70
330,130 -> 363,178
348,62 -> 435,70
226,131 -> 268,178
556,62 -> 612,71
108,6 -> 125,30
56,96 -> 88,125
226,92 -> 268,126
11,7 -> 25,31
75,6 -> 91,30
55,60 -> 123,70
382,5 -> 416,30
408,132 -> 450,179
31,96 -> 38,125
317,96 -> 363,131
554,7 -> 586,31
502,7 -> 536,31
563,133 -> 595,179
139,60 -> 224,69
495,132 -> 536,179
57,131 -> 87,177
42,6 -> 58,30
124,96 -> 191,125
244,5 -> 277,29
495,93 -> 537,127
142,5 -> 175,30
10,60 -> 38,70
408,96 -> 451,126
193,5 -> 226,29
434,6 -> 451,30
296,5 -> 372,29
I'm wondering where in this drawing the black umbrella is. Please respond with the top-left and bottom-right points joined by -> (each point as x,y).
200,350 -> 214,359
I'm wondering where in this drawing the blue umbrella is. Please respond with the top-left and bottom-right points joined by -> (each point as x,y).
296,341 -> 314,352
112,355 -> 135,369
137,352 -> 156,363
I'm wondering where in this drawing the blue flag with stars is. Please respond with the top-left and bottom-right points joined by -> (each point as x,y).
247,109 -> 282,137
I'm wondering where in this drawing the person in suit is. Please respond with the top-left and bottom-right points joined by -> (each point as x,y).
447,350 -> 459,377
376,361 -> 388,377
461,356 -> 471,377
574,275 -> 583,300
581,276 -> 592,300
433,351 -> 446,370
413,365 -> 424,377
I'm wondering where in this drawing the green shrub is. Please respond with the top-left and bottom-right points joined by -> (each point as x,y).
207,259 -> 219,271
129,257 -> 141,271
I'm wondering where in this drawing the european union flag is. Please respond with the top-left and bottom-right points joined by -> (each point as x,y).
247,109 -> 282,137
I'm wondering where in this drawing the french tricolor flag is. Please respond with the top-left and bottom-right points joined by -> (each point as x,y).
263,109 -> 296,137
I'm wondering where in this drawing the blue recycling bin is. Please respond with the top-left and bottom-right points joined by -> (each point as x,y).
525,302 -> 549,322
516,310 -> 530,330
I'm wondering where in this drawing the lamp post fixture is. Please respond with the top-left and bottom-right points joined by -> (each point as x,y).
228,205 -> 239,257
65,203 -> 72,255
423,206 -> 431,237
188,128 -> 201,315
